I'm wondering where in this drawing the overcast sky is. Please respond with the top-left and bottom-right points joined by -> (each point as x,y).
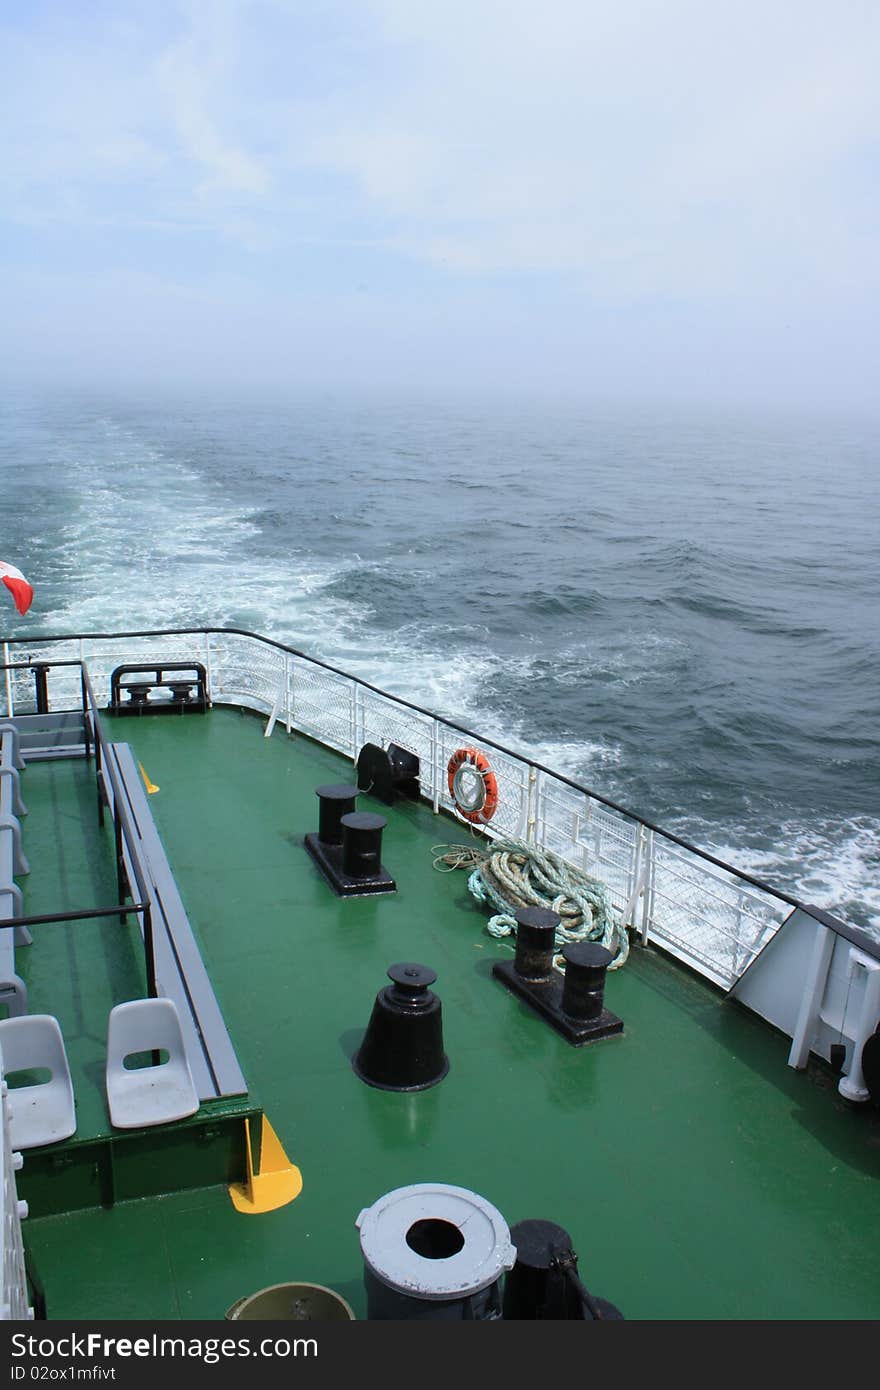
2,0 -> 877,409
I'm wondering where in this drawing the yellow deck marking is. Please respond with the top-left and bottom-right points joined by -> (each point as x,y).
229,1116 -> 303,1215
138,762 -> 160,794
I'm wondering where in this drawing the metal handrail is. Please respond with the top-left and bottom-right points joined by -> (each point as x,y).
2,624 -> 875,965
0,626 -> 810,902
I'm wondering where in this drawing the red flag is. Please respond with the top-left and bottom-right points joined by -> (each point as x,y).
0,562 -> 33,616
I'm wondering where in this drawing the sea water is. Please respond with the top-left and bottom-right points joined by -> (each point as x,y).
1,386 -> 877,932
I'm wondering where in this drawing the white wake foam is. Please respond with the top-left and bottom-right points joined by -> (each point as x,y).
33,415 -> 878,938
701,816 -> 880,935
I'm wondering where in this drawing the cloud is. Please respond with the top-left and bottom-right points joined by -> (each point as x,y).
0,0 -> 877,405
305,1 -> 879,294
3,0 -> 876,287
156,0 -> 269,197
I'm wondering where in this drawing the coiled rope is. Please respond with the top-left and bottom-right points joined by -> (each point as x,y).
432,837 -> 628,969
432,843 -> 487,873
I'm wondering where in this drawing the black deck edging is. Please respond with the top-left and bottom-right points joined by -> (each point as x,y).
106,741 -> 247,1102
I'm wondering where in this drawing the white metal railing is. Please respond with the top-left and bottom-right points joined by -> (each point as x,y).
1,628 -> 802,990
0,1049 -> 32,1320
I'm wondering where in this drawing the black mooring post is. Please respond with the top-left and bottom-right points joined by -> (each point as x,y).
513,906 -> 560,982
341,811 -> 387,880
315,783 -> 359,845
560,941 -> 614,1021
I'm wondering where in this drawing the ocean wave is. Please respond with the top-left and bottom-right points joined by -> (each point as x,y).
698,816 -> 880,935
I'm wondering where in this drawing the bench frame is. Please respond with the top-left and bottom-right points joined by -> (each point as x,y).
0,663 -> 247,1105
103,741 -> 246,1102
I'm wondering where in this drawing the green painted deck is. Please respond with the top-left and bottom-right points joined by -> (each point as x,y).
13,707 -> 880,1320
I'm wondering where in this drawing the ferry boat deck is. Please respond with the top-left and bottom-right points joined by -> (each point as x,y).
10,699 -> 880,1321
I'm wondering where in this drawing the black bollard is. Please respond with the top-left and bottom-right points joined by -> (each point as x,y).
315,783 -> 359,846
494,924 -> 624,1046
353,964 -> 449,1091
503,1219 -> 624,1320
561,942 -> 614,1021
513,907 -> 560,982
341,811 -> 386,879
304,786 -> 396,897
558,940 -> 624,1043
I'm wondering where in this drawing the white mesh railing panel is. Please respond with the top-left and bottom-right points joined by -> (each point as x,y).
3,637 -> 83,716
645,839 -> 788,987
197,632 -> 282,716
576,801 -> 640,914
291,659 -> 356,756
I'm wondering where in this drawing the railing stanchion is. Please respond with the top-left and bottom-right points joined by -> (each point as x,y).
733,891 -> 746,976
641,830 -> 655,945
2,643 -> 12,720
114,802 -> 127,923
526,766 -> 538,844
264,679 -> 286,739
350,680 -> 359,761
95,732 -> 105,828
581,795 -> 592,872
358,683 -> 367,753
80,669 -> 91,763
431,719 -> 441,813
627,824 -> 644,929
203,631 -> 214,703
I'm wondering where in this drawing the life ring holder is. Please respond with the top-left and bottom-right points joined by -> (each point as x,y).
447,747 -> 499,825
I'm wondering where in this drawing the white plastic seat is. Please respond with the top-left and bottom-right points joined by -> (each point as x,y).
105,998 -> 199,1129
0,1015 -> 76,1149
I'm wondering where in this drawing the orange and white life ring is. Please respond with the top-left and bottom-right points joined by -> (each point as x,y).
447,746 -> 499,824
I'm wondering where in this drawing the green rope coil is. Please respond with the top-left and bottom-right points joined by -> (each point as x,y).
464,837 -> 628,968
